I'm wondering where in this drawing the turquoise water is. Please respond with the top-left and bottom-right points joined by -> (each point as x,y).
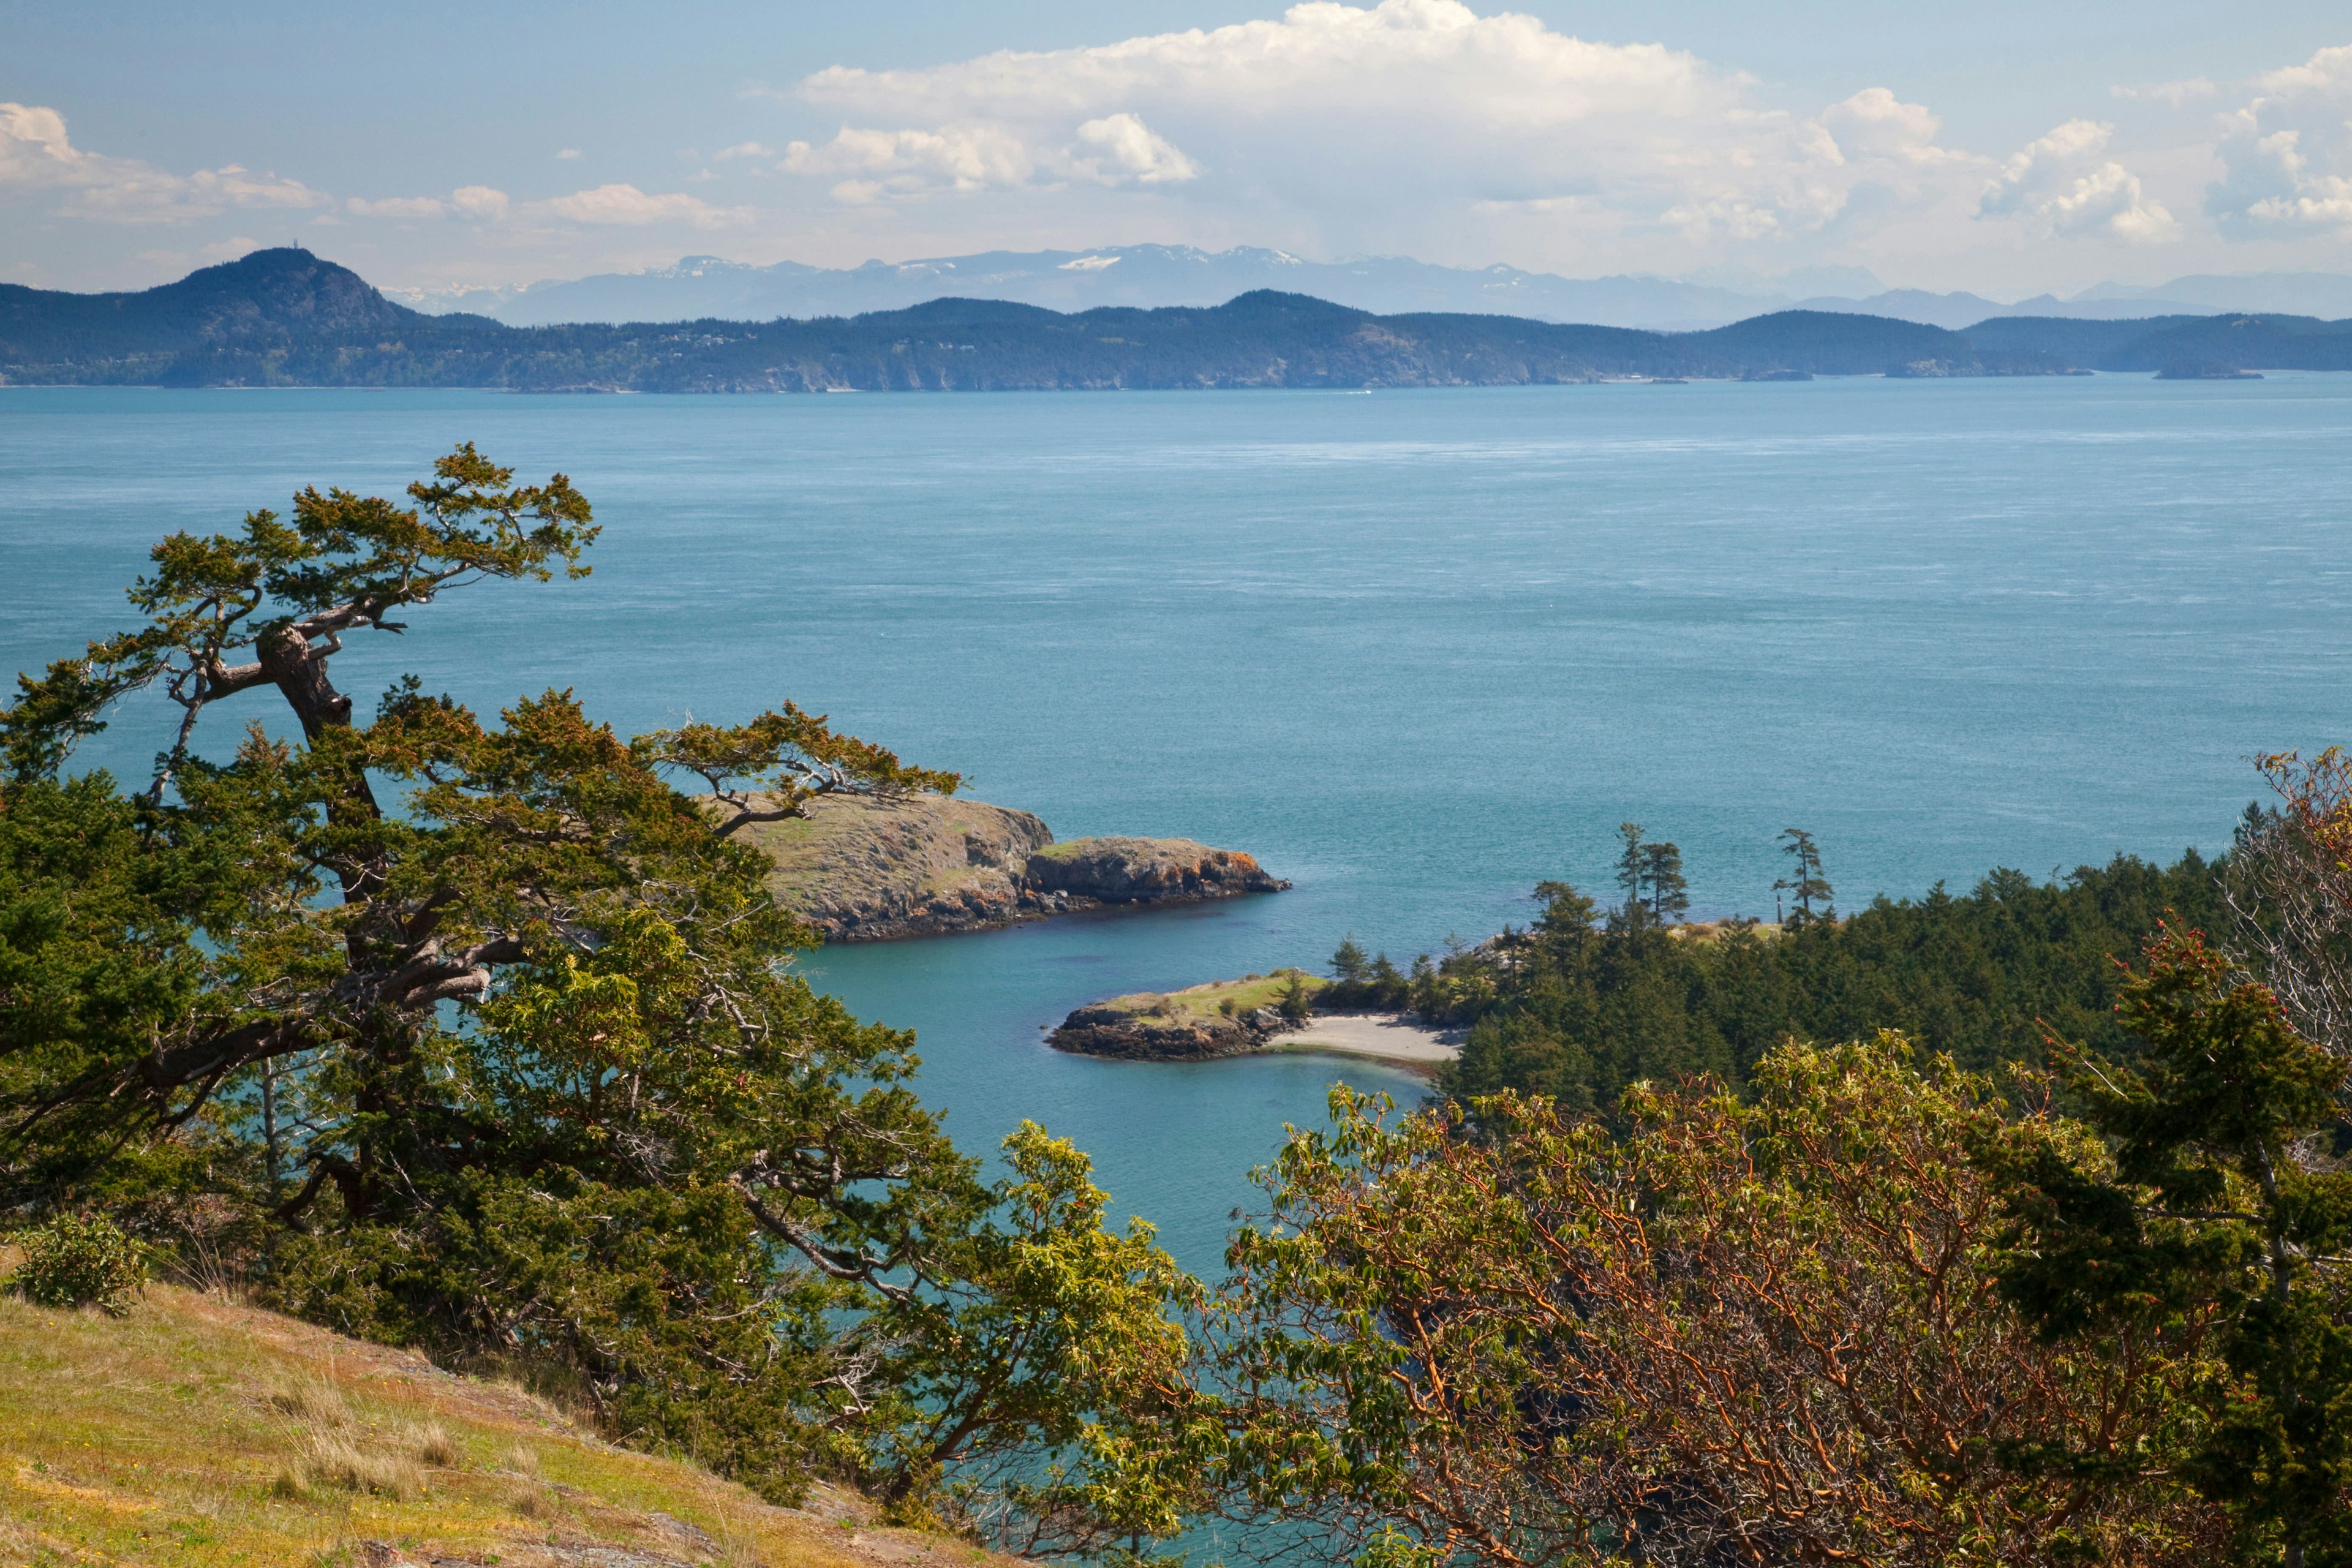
4,378 -> 2348,1273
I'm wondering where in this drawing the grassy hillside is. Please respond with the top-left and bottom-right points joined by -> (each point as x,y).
0,1268 -> 1008,1568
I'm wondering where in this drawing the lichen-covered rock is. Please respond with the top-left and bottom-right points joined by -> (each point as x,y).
734,794 -> 1286,941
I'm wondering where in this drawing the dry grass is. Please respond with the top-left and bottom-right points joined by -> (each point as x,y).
734,791 -> 1048,925
0,1281 -> 1025,1568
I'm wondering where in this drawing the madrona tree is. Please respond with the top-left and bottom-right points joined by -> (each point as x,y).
0,447 -> 1199,1545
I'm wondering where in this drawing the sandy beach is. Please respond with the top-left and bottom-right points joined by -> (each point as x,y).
1271,1012 -> 1466,1066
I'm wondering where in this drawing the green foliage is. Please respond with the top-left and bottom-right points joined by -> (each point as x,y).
0,448 -> 1191,1549
1991,926 -> 2352,1565
854,1125 -> 1207,1555
1441,850 -> 2228,1114
1330,934 -> 1370,985
9,1211 -> 146,1315
1208,1037 -> 2225,1565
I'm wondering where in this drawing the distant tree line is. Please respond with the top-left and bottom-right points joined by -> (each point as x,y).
1322,824 -> 2233,1115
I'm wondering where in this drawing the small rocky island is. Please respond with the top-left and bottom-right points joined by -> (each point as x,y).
1049,973 -> 1466,1068
2156,360 -> 2263,380
738,792 -> 1288,941
1050,972 -> 1322,1060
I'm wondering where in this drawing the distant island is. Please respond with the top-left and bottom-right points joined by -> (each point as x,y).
3,247 -> 2346,391
739,791 -> 1287,941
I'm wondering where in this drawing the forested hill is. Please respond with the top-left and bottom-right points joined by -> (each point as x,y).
4,247 -> 2348,390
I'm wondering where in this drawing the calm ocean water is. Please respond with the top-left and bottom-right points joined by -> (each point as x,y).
4,377 -> 2348,1272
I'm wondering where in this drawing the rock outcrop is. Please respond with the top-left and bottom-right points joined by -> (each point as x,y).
736,793 -> 1289,941
1048,1005 -> 1295,1061
1023,837 -> 1286,904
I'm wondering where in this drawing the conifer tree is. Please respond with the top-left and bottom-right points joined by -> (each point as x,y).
1616,821 -> 1647,916
1331,934 -> 1370,984
1775,827 -> 1834,927
1642,841 -> 1691,924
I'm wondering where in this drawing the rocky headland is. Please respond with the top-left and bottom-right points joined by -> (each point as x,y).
737,792 -> 1289,941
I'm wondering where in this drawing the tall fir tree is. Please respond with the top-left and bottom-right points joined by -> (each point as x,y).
1642,841 -> 1691,924
1775,827 -> 1834,927
1615,821 -> 1647,918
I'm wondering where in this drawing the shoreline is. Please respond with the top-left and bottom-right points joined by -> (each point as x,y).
1264,1012 -> 1465,1071
1044,969 -> 1464,1071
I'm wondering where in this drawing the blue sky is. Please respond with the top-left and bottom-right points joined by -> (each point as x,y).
5,0 -> 2350,296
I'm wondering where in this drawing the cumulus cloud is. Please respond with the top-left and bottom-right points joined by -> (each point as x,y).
761,0 -> 1973,255
782,124 -> 1037,201
1818,88 -> 1954,165
2207,44 -> 2352,235
1071,113 -> 1200,184
532,183 -> 744,227
1979,119 -> 2177,241
775,113 -> 1194,200
1,101 -> 325,222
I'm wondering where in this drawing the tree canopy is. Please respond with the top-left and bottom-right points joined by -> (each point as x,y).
0,447 -> 1196,1547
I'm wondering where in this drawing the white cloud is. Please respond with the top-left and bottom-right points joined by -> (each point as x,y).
451,185 -> 510,219
782,123 -> 1036,201
1071,113 -> 1200,184
762,0 -> 1977,254
1,101 -> 326,223
531,183 -> 744,227
347,194 -> 448,219
775,113 -> 1194,199
1819,88 -> 1959,166
555,147 -> 582,160
2207,44 -> 2352,235
1979,119 -> 2177,241
2110,77 -> 2217,107
715,141 -> 776,161
345,184 -> 511,222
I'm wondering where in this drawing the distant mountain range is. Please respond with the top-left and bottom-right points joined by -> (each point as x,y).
387,244 -> 2352,334
4,249 -> 2349,392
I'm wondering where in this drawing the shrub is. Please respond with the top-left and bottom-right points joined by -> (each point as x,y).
9,1212 -> 146,1316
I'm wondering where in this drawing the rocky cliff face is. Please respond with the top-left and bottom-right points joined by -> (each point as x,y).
737,793 -> 1289,941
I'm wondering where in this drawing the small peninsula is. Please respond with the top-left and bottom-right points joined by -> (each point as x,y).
738,791 -> 1288,941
